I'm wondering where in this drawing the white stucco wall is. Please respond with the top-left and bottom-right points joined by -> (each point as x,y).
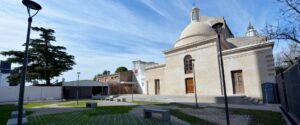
164,40 -> 222,96
145,65 -> 165,95
133,61 -> 158,94
0,86 -> 62,102
223,45 -> 275,98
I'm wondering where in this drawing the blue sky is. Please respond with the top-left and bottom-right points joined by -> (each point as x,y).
0,0 -> 286,82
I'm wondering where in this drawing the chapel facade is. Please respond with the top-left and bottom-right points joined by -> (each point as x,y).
144,7 -> 275,99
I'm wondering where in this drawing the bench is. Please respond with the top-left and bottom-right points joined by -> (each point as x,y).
86,102 -> 97,108
144,108 -> 170,121
110,98 -> 114,101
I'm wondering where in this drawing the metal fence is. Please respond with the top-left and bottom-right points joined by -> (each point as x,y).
276,58 -> 300,123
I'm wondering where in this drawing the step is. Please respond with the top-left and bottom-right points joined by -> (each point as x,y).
6,117 -> 27,125
11,111 -> 26,119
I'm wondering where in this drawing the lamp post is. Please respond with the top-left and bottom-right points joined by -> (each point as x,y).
191,59 -> 198,108
212,22 -> 230,125
18,1 -> 42,124
121,81 -> 134,102
77,72 -> 80,105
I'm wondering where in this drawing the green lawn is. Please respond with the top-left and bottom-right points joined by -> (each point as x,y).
134,101 -> 203,109
170,109 -> 216,125
133,101 -> 166,105
24,102 -> 61,108
58,101 -> 100,107
168,103 -> 204,109
0,104 -> 36,124
0,104 -> 17,125
230,108 -> 284,125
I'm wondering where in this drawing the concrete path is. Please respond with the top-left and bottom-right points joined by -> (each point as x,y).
180,107 -> 249,125
180,103 -> 281,112
117,94 -> 281,112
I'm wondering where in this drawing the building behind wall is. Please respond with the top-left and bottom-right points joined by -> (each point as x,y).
95,71 -> 139,94
62,80 -> 108,99
132,60 -> 158,94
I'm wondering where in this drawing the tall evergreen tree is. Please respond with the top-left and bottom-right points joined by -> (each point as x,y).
1,27 -> 75,86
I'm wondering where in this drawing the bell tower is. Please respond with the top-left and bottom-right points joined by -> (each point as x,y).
245,22 -> 258,37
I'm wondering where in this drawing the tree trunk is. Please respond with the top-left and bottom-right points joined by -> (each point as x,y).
46,77 -> 51,86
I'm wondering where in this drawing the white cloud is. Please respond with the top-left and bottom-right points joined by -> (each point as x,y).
0,0 -> 284,83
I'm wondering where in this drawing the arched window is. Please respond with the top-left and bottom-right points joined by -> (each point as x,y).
184,55 -> 193,74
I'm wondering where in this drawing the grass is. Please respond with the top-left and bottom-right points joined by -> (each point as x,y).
0,104 -> 17,125
169,103 -> 204,109
154,102 -> 204,109
230,108 -> 284,125
133,101 -> 204,109
58,100 -> 102,107
82,106 -> 136,116
161,103 -> 284,125
28,106 -> 175,125
170,109 -> 216,125
0,104 -> 34,124
133,101 -> 166,105
58,101 -> 88,107
24,101 -> 61,108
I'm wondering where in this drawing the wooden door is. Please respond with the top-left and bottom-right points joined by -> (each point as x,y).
155,79 -> 160,95
232,70 -> 245,94
185,78 -> 194,93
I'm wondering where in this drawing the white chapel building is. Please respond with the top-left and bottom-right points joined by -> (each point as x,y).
144,7 -> 275,99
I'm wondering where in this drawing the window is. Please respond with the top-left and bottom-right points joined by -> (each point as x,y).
155,79 -> 160,95
184,55 -> 193,74
192,12 -> 197,20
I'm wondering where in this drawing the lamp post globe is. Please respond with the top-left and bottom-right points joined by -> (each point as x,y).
22,0 -> 42,10
212,22 -> 223,34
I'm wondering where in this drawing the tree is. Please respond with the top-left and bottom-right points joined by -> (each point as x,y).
115,66 -> 128,73
264,0 -> 300,73
1,27 -> 75,86
264,0 -> 300,44
274,42 -> 300,73
102,70 -> 110,75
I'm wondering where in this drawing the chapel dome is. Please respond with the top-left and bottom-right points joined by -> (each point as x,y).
174,7 -> 216,48
179,21 -> 215,39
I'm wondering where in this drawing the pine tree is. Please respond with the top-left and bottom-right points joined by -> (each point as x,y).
1,27 -> 75,86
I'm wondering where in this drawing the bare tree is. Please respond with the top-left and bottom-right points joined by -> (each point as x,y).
264,0 -> 300,43
275,42 -> 300,73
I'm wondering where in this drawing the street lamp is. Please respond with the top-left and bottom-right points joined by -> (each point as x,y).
212,22 -> 230,125
18,0 -> 42,124
191,59 -> 198,108
77,72 -> 80,105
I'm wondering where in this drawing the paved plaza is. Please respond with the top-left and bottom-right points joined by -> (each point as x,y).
16,95 -> 283,125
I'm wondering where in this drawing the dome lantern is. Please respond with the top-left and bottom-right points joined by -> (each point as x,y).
191,7 -> 200,22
